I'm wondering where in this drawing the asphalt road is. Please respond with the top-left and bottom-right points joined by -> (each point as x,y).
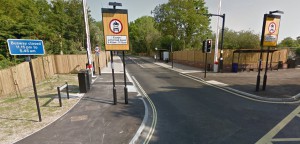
126,57 -> 300,144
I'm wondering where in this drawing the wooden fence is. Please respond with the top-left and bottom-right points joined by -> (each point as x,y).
0,52 -> 110,97
173,49 -> 289,71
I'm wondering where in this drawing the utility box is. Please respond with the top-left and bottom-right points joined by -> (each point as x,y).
78,69 -> 91,93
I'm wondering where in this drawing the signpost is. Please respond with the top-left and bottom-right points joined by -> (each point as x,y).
95,45 -> 101,75
102,2 -> 129,105
256,11 -> 282,91
7,39 -> 44,122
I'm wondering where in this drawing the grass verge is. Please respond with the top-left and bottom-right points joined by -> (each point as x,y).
0,74 -> 82,144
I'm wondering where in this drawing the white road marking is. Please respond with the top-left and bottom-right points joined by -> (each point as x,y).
206,80 -> 228,86
180,73 -> 300,104
131,76 -> 157,144
128,57 -> 145,68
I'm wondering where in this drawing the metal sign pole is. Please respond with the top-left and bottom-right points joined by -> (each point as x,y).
27,56 -> 42,122
111,51 -> 117,105
171,43 -> 173,69
204,53 -> 208,78
262,47 -> 270,90
123,51 -> 128,104
98,55 -> 101,75
256,48 -> 263,92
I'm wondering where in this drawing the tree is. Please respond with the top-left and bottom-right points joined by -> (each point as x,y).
129,16 -> 161,54
222,28 -> 260,49
279,37 -> 299,48
152,0 -> 211,49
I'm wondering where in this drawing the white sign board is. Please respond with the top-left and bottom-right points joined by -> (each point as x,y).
106,36 -> 128,45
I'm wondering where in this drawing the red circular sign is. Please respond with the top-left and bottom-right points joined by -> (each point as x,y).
109,19 -> 123,34
268,22 -> 276,34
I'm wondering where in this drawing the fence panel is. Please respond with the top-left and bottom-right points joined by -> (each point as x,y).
54,55 -> 70,73
0,68 -> 15,96
13,62 -> 32,91
0,53 -> 111,97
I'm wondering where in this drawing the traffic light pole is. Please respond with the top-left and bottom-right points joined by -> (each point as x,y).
205,13 -> 225,73
204,53 -> 208,78
219,14 -> 225,73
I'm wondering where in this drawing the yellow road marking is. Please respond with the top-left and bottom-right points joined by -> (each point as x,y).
272,138 -> 300,141
179,73 -> 300,144
256,105 -> 300,144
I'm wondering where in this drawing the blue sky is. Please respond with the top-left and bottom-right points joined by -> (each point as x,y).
87,0 -> 300,42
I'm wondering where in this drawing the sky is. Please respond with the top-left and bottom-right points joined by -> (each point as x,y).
87,0 -> 300,42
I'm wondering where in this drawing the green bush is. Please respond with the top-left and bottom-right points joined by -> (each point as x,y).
296,48 -> 300,55
0,54 -> 15,69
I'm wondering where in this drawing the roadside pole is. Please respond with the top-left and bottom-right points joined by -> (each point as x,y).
262,47 -> 270,90
203,39 -> 212,78
7,39 -> 45,122
27,56 -> 42,122
123,51 -> 128,104
95,45 -> 101,75
110,51 -> 117,105
102,2 -> 130,105
204,53 -> 208,78
256,10 -> 283,91
171,43 -> 173,69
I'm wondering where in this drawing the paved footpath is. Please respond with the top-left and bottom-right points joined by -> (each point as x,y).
15,56 -> 144,144
140,56 -> 300,102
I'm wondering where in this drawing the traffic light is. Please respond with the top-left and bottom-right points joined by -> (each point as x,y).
206,39 -> 212,53
202,40 -> 206,53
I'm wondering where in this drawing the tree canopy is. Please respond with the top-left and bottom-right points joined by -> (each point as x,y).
129,16 -> 161,54
152,0 -> 211,50
222,28 -> 260,49
0,0 -> 102,58
278,37 -> 300,48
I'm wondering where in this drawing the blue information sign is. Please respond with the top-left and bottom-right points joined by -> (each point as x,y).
7,39 -> 45,55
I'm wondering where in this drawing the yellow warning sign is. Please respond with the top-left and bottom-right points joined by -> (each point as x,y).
261,14 -> 281,47
102,8 -> 129,51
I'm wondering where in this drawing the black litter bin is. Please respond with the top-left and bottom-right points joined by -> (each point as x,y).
278,61 -> 283,69
78,69 -> 91,93
287,59 -> 296,68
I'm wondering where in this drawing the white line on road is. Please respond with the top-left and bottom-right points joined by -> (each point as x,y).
179,73 -> 300,104
128,57 -> 145,68
131,76 -> 157,144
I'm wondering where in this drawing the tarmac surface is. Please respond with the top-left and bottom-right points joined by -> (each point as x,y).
140,56 -> 300,101
15,56 -> 144,144
14,55 -> 300,144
